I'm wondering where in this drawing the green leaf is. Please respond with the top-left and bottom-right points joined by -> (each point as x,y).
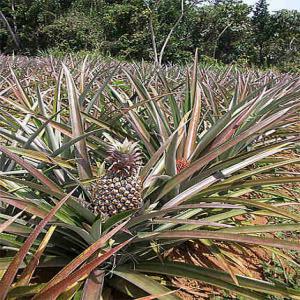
114,269 -> 181,300
137,230 -> 300,250
135,262 -> 300,299
63,64 -> 92,180
157,108 -> 292,200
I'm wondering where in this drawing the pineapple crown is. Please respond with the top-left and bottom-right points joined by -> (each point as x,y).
104,134 -> 142,176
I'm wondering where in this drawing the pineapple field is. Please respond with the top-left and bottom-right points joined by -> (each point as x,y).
0,54 -> 299,299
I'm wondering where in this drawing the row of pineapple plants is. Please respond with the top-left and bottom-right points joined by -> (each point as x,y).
0,53 -> 299,299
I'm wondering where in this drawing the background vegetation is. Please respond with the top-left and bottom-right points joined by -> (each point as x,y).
0,0 -> 299,71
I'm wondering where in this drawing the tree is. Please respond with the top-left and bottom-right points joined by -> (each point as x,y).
268,9 -> 300,70
99,0 -> 150,60
42,11 -> 103,52
252,0 -> 271,65
0,0 -> 71,54
190,0 -> 253,64
0,0 -> 299,70
0,9 -> 20,50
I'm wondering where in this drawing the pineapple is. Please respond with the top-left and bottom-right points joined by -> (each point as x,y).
88,138 -> 143,217
176,158 -> 190,173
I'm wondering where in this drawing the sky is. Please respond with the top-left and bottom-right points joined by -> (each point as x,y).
242,0 -> 300,12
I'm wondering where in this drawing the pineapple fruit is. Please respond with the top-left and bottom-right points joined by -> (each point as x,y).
176,158 -> 190,173
88,138 -> 143,217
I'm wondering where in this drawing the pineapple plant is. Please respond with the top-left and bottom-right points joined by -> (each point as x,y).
0,56 -> 300,300
88,137 -> 143,217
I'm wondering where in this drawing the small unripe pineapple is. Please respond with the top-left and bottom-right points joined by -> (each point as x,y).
176,158 -> 190,173
88,138 -> 143,217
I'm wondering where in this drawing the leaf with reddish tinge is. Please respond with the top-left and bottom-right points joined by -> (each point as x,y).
15,225 -> 57,286
0,192 -> 48,218
0,210 -> 23,234
157,108 -> 292,200
35,220 -> 129,295
137,230 -> 300,250
0,145 -> 62,194
0,188 -> 76,300
81,269 -> 104,300
63,64 -> 92,180
33,238 -> 133,300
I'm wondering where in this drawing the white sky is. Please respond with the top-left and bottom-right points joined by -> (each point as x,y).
242,0 -> 300,12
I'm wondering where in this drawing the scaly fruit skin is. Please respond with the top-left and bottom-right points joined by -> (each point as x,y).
89,174 -> 142,216
88,138 -> 143,217
176,158 -> 190,173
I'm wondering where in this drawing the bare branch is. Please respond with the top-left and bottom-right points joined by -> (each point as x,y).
0,10 -> 20,49
158,0 -> 184,66
212,22 -> 232,59
148,14 -> 158,65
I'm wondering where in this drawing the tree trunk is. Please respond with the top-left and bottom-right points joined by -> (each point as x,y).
0,9 -> 21,50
